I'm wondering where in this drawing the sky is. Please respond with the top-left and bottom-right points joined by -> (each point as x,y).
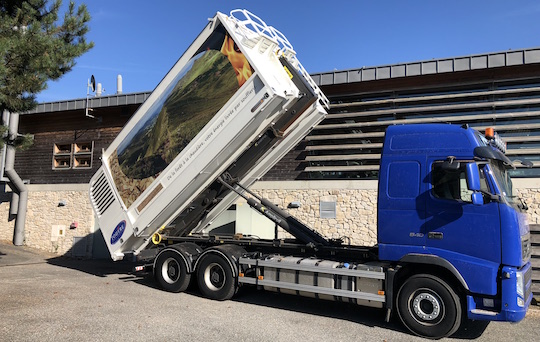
36,0 -> 540,103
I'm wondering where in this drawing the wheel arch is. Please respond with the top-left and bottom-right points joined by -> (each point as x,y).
153,243 -> 202,275
194,244 -> 246,278
396,253 -> 469,294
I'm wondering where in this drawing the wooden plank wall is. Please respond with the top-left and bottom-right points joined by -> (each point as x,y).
16,107 -> 132,184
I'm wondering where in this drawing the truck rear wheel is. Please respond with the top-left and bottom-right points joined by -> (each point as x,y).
154,250 -> 191,293
196,253 -> 236,301
397,274 -> 461,339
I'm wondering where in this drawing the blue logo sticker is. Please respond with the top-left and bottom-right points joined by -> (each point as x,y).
111,220 -> 126,245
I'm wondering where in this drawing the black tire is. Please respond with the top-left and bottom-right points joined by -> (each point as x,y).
154,250 -> 191,293
196,253 -> 236,301
397,274 -> 462,339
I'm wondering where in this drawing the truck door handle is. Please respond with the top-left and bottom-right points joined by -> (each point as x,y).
428,232 -> 444,240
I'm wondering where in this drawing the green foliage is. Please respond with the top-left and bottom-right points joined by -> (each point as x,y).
0,1 -> 93,152
0,0 -> 94,114
0,125 -> 7,144
0,124 -> 33,150
14,132 -> 34,150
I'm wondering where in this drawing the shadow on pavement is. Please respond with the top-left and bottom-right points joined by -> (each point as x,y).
1,239 -> 492,339
50,238 -> 490,340
231,287 -> 489,339
0,240 -> 53,265
452,319 -> 490,339
41,229 -> 135,278
46,256 -> 135,278
234,287 -> 408,334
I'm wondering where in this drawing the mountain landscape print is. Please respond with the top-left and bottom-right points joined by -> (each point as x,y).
109,31 -> 253,208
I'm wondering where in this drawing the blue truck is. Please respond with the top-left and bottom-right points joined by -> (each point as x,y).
376,124 -> 532,335
89,10 -> 532,340
126,124 -> 532,339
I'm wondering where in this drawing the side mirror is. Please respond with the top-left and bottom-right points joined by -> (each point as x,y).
465,163 -> 481,191
471,192 -> 483,206
466,163 -> 483,206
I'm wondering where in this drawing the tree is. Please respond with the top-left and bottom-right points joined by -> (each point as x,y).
0,0 -> 93,148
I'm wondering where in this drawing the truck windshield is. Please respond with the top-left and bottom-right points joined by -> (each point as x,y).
488,160 -> 516,205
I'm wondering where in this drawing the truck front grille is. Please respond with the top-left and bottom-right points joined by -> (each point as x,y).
90,171 -> 115,216
522,234 -> 531,261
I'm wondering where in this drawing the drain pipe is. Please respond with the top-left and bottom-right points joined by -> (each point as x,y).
4,111 -> 28,246
1,111 -> 19,216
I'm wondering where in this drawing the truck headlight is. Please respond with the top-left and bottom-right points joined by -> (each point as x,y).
516,272 -> 524,298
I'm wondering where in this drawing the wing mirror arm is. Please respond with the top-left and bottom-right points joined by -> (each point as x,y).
465,163 -> 484,206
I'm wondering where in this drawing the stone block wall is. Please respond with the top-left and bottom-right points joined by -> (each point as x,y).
0,190 -> 14,242
0,184 -> 94,257
1,179 -> 540,257
516,187 -> 540,224
253,179 -> 540,246
252,181 -> 379,246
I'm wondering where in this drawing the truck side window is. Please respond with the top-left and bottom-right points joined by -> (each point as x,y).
431,164 -> 473,202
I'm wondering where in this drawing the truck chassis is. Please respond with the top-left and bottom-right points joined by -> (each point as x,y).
136,183 -> 465,339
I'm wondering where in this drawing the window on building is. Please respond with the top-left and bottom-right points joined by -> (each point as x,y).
53,142 -> 93,170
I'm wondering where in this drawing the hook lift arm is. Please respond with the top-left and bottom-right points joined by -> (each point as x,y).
216,176 -> 331,247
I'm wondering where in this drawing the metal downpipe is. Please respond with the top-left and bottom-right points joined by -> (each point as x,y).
4,112 -> 28,246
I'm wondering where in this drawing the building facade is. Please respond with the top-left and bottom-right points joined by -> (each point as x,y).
2,48 -> 540,260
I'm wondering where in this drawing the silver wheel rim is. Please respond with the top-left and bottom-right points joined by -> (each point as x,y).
411,291 -> 442,322
203,262 -> 225,291
161,257 -> 181,284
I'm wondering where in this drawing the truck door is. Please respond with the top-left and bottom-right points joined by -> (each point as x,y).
425,161 -> 501,294
377,158 -> 427,257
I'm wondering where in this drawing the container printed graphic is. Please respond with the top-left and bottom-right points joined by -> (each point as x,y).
109,26 -> 253,208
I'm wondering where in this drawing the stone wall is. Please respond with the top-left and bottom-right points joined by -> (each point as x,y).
252,179 -> 540,246
1,179 -> 540,257
252,181 -> 379,246
0,184 -> 94,257
515,178 -> 540,224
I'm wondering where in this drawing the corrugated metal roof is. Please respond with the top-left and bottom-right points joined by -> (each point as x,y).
22,91 -> 152,115
23,47 -> 540,114
310,47 -> 540,86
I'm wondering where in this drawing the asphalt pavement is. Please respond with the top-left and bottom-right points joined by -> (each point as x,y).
1,241 -> 538,342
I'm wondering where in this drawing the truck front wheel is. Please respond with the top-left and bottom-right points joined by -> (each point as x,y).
397,274 -> 461,339
154,250 -> 191,293
196,253 -> 236,301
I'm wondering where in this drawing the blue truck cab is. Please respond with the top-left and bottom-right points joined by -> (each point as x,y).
377,124 -> 532,326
